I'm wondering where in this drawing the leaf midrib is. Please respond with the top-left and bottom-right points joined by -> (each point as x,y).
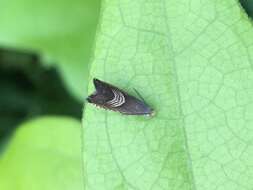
158,0 -> 197,189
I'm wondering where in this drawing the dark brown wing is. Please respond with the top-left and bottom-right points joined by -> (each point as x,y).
87,78 -> 154,116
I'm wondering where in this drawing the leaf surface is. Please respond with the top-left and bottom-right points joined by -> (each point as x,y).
83,0 -> 253,189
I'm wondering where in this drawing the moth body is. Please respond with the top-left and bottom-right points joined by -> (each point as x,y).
87,78 -> 154,116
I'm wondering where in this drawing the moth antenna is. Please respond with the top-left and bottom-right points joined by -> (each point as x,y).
133,88 -> 147,104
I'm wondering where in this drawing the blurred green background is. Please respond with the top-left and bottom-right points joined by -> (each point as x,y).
0,0 -> 101,188
0,0 -> 101,149
0,0 -> 252,189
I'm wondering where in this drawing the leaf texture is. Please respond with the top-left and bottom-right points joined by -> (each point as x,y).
83,0 -> 253,189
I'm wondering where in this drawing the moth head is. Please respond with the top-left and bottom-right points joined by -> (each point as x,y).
86,78 -> 113,105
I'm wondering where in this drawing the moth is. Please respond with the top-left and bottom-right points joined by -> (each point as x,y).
86,78 -> 154,116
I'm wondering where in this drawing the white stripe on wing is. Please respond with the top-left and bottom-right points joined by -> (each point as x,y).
107,89 -> 125,107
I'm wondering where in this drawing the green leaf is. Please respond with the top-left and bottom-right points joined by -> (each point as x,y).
0,117 -> 83,190
240,0 -> 253,18
0,0 -> 100,100
83,0 -> 253,189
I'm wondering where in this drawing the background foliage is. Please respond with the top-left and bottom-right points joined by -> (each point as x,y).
0,0 -> 100,188
0,0 -> 253,190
